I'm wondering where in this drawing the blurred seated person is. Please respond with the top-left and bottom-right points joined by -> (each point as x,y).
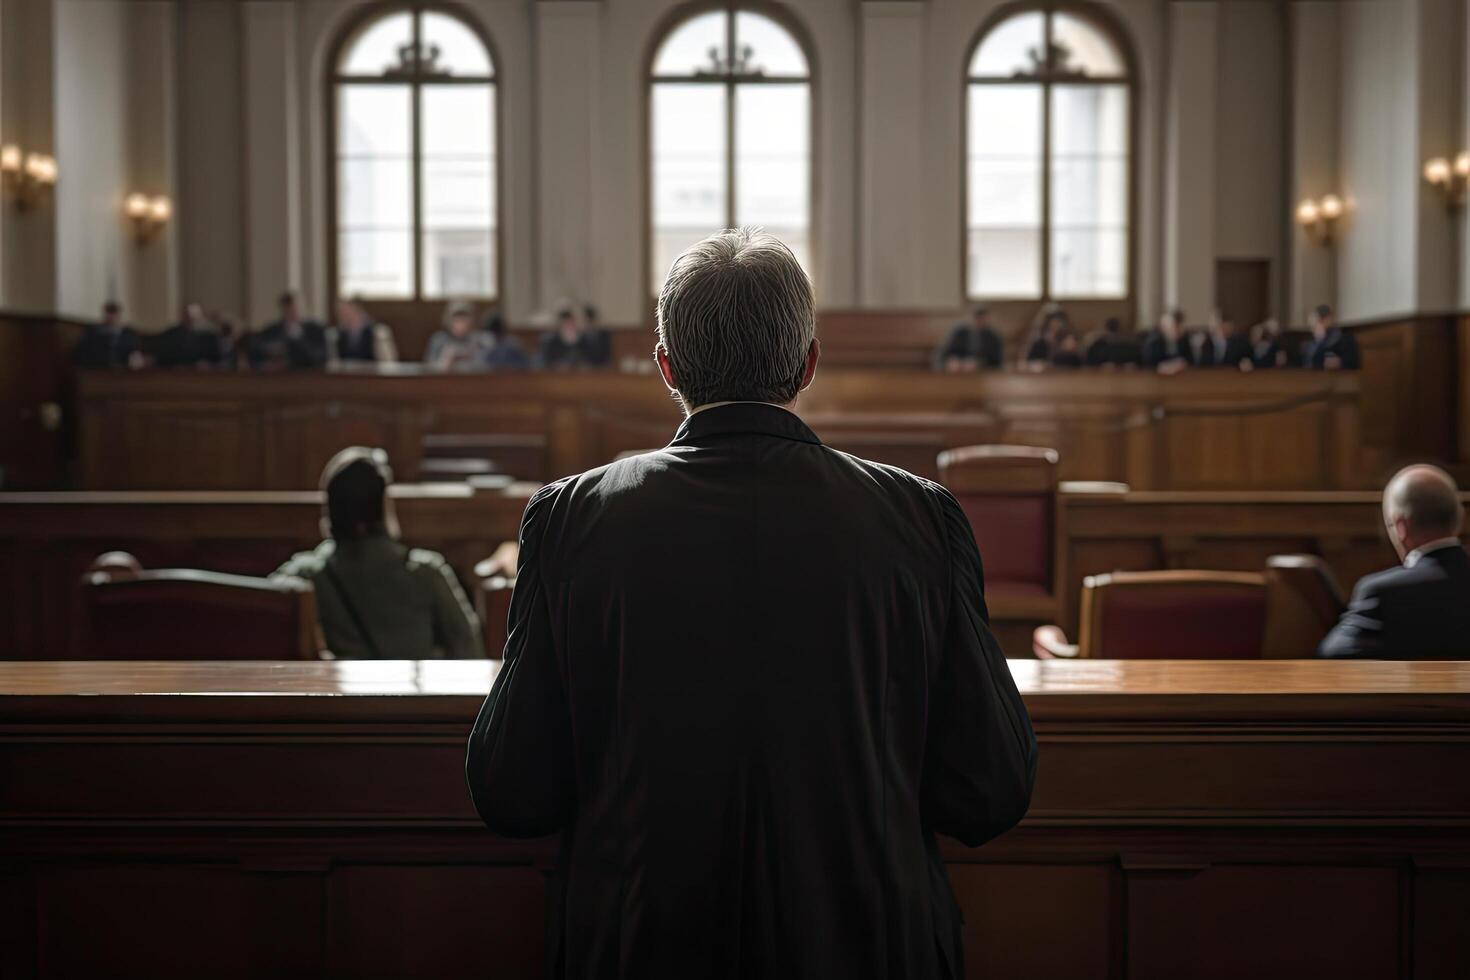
251,290 -> 329,370
481,311 -> 531,370
933,304 -> 1004,371
273,447 -> 483,659
1303,304 -> 1360,370
1082,317 -> 1141,367
540,304 -> 610,369
1247,318 -> 1294,369
582,304 -> 614,364
1051,329 -> 1083,368
1318,464 -> 1468,660
331,297 -> 397,365
1141,308 -> 1190,374
154,303 -> 225,368
72,300 -> 142,369
1022,309 -> 1067,368
1191,309 -> 1253,369
425,302 -> 487,370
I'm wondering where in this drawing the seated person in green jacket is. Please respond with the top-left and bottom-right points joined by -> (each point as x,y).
274,447 -> 483,659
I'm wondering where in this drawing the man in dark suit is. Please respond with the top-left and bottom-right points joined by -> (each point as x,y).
251,290 -> 329,370
933,304 -> 1004,370
1083,317 -> 1141,367
1141,308 -> 1190,372
1303,304 -> 1361,370
154,303 -> 225,368
72,301 -> 142,369
539,305 -> 610,369
1318,464 -> 1470,659
467,229 -> 1036,979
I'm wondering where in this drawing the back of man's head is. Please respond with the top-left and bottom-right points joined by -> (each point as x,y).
656,228 -> 815,409
1383,464 -> 1463,554
321,447 -> 392,540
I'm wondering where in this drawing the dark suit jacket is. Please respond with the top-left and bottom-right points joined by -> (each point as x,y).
1141,330 -> 1190,368
467,403 -> 1037,979
933,323 -> 1003,369
1317,544 -> 1470,659
72,324 -> 141,369
1304,327 -> 1361,369
335,324 -> 378,362
539,329 -> 610,369
252,319 -> 329,369
153,323 -> 224,368
1083,333 -> 1141,367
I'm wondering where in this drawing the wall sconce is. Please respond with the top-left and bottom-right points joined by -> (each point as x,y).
124,192 -> 171,244
0,144 -> 58,210
1423,152 -> 1469,210
1295,193 -> 1344,245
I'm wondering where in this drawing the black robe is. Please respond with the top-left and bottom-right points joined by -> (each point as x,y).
467,403 -> 1036,979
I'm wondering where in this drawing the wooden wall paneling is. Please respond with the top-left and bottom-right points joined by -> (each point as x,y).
1412,863 -> 1470,980
74,369 -> 1372,492
947,863 -> 1120,979
1123,864 -> 1401,980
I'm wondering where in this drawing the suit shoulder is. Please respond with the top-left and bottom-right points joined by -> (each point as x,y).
405,547 -> 452,572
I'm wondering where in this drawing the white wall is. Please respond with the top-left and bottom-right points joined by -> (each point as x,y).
54,0 -> 129,320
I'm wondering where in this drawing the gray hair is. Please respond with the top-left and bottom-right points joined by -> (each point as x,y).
1384,464 -> 1463,538
655,228 -> 815,409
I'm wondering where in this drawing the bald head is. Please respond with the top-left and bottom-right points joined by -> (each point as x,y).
1383,464 -> 1463,558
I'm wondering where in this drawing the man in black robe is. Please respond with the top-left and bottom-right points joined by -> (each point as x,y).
467,229 -> 1036,979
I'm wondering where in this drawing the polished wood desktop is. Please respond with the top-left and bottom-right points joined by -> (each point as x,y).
2,658 -> 1468,978
75,365 -> 1394,492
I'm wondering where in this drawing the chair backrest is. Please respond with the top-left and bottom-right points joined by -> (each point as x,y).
81,552 -> 319,660
1079,570 -> 1268,659
473,542 -> 519,659
937,445 -> 1060,596
1261,554 -> 1347,659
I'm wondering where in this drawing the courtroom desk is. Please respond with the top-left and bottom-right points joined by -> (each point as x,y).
1056,487 -> 1470,636
75,365 -> 1387,492
0,484 -> 533,660
2,659 -> 1468,980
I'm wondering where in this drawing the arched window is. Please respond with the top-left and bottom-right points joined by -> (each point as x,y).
331,6 -> 498,302
965,7 -> 1130,300
649,5 -> 812,294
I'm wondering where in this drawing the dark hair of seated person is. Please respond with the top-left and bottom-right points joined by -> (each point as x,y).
322,448 -> 392,540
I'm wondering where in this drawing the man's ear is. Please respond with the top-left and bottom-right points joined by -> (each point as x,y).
798,338 -> 821,392
654,344 -> 678,393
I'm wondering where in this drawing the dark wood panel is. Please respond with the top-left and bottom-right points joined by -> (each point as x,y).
74,367 -> 1392,492
1,660 -> 1468,979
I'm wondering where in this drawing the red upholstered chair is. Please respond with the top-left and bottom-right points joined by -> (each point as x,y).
1033,570 -> 1268,659
937,445 -> 1062,622
80,552 -> 320,660
474,542 -> 519,659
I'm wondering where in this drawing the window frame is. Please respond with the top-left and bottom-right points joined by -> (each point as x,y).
961,2 -> 1136,305
643,1 -> 818,304
325,1 -> 503,310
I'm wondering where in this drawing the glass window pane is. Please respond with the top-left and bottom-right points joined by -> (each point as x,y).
420,85 -> 495,297
1050,84 -> 1127,297
338,85 -> 412,297
653,11 -> 728,76
340,12 -> 412,76
1051,229 -> 1126,297
735,12 -> 807,77
967,84 -> 1042,297
421,12 -> 492,77
735,85 -> 808,270
969,12 -> 1044,78
652,83 -> 727,293
969,229 -> 1041,298
1053,14 -> 1125,77
340,230 -> 413,298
